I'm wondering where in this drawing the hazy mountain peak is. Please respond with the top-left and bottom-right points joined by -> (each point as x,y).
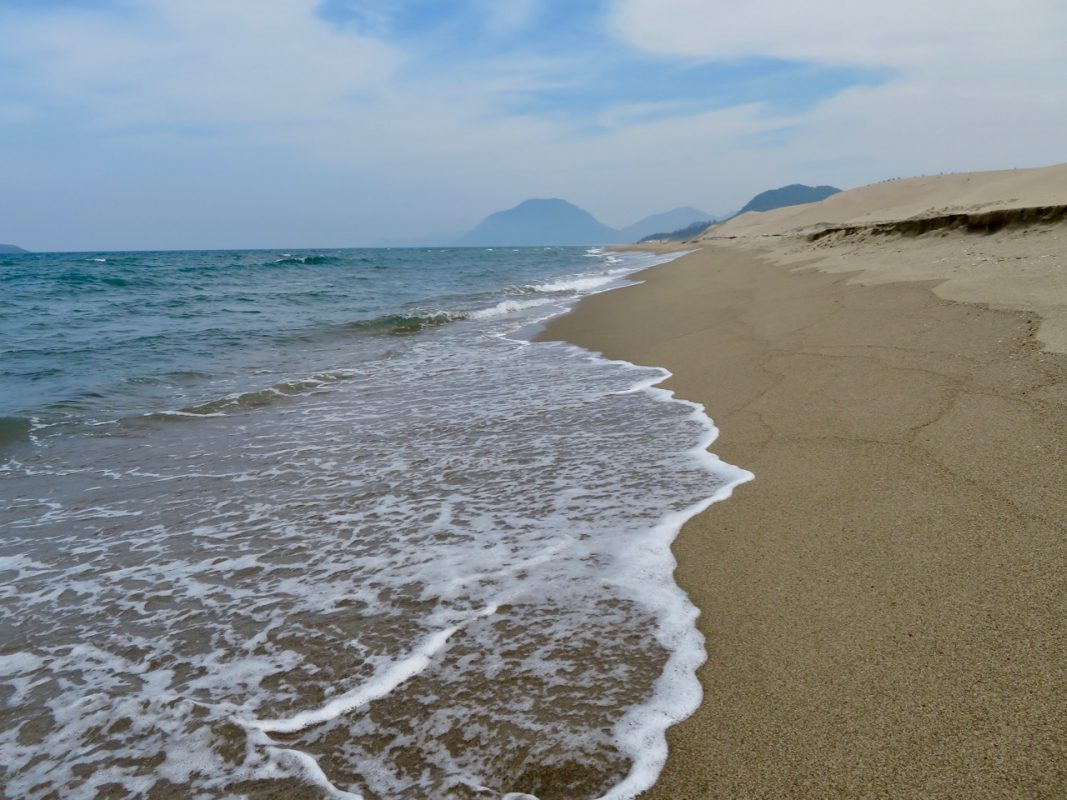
620,207 -> 713,242
459,199 -> 617,246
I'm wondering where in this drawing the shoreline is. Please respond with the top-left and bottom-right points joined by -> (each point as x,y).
538,237 -> 1067,797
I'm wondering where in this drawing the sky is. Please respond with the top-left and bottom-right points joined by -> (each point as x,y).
1,0 -> 1066,251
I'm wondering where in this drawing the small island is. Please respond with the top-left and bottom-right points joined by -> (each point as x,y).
0,243 -> 29,254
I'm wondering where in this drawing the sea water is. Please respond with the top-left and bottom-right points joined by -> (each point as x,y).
0,247 -> 750,799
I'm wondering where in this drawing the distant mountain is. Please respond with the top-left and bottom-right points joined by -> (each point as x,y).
638,219 -> 715,243
0,243 -> 28,254
737,184 -> 841,215
458,199 -> 618,247
619,207 -> 712,242
458,200 -> 726,246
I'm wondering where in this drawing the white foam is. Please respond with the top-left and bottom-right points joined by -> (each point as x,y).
526,274 -> 618,293
0,242 -> 749,799
249,604 -> 498,735
469,297 -> 560,319
153,409 -> 229,418
273,748 -> 365,799
586,358 -> 753,800
0,651 -> 45,675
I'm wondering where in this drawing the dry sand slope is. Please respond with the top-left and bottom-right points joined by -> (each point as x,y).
705,162 -> 1067,353
710,163 -> 1067,237
541,162 -> 1067,798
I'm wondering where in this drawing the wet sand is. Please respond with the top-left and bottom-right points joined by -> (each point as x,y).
538,236 -> 1067,797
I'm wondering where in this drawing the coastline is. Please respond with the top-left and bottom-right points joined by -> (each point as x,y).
538,238 -> 1067,797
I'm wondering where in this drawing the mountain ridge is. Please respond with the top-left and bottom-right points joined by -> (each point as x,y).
737,184 -> 842,215
458,200 -> 713,247
458,185 -> 843,246
619,207 -> 713,242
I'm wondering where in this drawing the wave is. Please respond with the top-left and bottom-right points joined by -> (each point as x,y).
525,274 -> 619,293
345,311 -> 469,335
145,296 -> 559,421
469,297 -> 560,319
269,310 -> 471,349
152,372 -> 357,419
0,416 -> 32,448
287,298 -> 564,347
272,255 -> 343,266
328,266 -> 644,337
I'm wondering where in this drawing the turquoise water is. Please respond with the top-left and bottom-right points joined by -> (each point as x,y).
0,246 -> 750,799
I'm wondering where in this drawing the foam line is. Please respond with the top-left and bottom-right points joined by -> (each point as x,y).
515,273 -> 752,800
588,356 -> 752,800
599,407 -> 751,799
470,297 -> 559,319
614,384 -> 752,800
526,275 -> 618,293
274,748 -> 364,800
248,604 -> 499,735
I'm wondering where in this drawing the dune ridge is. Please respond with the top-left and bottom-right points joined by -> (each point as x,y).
707,162 -> 1067,238
698,163 -> 1067,354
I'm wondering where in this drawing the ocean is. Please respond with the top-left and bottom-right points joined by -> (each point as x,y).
0,246 -> 750,799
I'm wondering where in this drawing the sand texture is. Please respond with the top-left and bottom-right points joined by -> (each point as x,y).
540,215 -> 1067,796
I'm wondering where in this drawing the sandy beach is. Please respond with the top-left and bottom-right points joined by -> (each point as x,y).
539,165 -> 1067,797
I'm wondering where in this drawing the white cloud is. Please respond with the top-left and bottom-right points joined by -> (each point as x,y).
5,0 -> 402,128
608,0 -> 1067,69
0,0 -> 572,174
475,0 -> 543,38
602,0 -> 1067,200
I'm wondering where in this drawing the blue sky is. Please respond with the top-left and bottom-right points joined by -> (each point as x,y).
315,0 -> 886,120
1,0 -> 1065,250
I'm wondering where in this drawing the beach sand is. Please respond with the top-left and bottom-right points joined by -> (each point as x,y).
538,167 -> 1067,797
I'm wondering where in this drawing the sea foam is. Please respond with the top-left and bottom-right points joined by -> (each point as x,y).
0,246 -> 750,799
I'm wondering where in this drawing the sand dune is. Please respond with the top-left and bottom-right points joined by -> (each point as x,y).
698,162 -> 1067,354
710,162 -> 1067,238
